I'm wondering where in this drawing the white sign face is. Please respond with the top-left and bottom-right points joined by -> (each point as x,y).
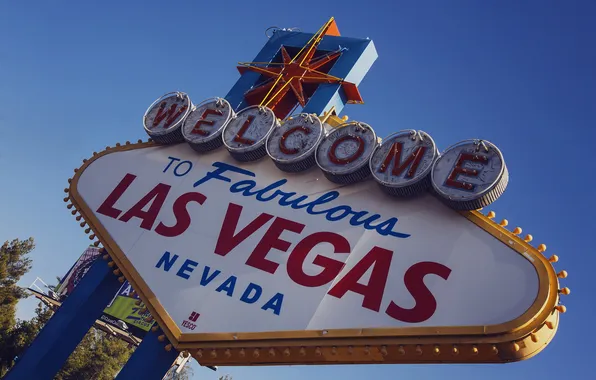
72,143 -> 542,337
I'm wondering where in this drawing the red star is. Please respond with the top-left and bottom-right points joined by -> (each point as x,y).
237,18 -> 363,119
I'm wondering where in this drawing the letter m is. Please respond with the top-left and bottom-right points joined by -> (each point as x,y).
378,142 -> 427,179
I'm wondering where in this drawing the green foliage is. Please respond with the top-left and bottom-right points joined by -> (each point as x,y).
0,238 -> 35,377
0,238 -> 34,331
0,302 -> 53,376
55,328 -> 134,380
1,303 -> 134,379
175,362 -> 194,380
0,237 -> 135,379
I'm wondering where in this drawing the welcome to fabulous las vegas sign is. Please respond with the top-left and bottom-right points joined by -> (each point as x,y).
64,18 -> 568,366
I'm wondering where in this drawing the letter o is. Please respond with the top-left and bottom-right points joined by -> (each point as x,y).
174,160 -> 193,177
315,122 -> 378,184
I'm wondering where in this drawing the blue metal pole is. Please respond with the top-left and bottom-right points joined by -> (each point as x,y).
5,258 -> 122,380
115,329 -> 179,380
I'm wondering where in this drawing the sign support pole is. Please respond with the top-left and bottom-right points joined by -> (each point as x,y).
5,258 -> 122,380
115,329 -> 179,380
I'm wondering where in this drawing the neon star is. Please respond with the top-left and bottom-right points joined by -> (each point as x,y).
237,17 -> 364,119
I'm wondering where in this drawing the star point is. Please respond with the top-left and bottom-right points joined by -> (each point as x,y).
237,17 -> 364,119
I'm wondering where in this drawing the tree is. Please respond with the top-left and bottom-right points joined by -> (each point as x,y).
55,328 -> 134,380
0,238 -> 34,331
175,362 -> 194,380
0,238 -> 35,376
2,302 -> 134,379
0,238 -> 135,379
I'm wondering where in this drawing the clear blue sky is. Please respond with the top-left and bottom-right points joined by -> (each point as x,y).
1,0 -> 594,379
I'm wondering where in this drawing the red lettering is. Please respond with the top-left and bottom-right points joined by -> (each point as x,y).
327,246 -> 392,312
155,192 -> 207,237
385,262 -> 451,323
279,126 -> 311,155
233,115 -> 256,145
96,173 -> 137,218
379,142 -> 427,178
118,183 -> 171,230
445,153 -> 488,191
246,217 -> 305,274
214,203 -> 274,256
328,135 -> 365,165
287,232 -> 350,287
153,101 -> 188,128
191,108 -> 224,136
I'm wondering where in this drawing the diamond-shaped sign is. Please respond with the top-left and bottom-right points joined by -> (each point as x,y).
67,138 -> 560,365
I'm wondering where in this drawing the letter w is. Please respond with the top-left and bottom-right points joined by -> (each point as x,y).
152,102 -> 187,128
214,203 -> 273,256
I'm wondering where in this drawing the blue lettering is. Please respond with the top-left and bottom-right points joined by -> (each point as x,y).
192,162 -> 410,239
240,283 -> 262,304
173,160 -> 193,177
261,293 -> 284,316
193,161 -> 255,187
305,191 -> 340,215
158,253 -> 285,316
215,275 -> 237,297
156,251 -> 178,272
275,190 -> 310,209
349,210 -> 381,227
200,266 -> 221,286
374,218 -> 402,237
255,180 -> 287,202
230,180 -> 258,196
176,259 -> 198,280
325,205 -> 352,221
163,156 -> 180,173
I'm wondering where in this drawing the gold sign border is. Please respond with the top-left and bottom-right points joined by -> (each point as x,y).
66,140 -> 567,364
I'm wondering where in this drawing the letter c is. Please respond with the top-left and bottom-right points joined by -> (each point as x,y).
279,125 -> 311,155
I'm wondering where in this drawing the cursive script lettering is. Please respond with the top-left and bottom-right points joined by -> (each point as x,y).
193,162 -> 410,239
